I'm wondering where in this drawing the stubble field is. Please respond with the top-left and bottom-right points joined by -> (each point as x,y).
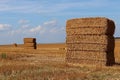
0,43 -> 120,80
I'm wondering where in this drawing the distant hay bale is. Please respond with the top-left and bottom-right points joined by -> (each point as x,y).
59,48 -> 65,50
66,17 -> 115,66
24,38 -> 36,43
24,43 -> 36,47
13,43 -> 17,47
24,38 -> 37,49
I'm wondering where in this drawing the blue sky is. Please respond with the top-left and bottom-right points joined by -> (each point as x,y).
0,0 -> 120,44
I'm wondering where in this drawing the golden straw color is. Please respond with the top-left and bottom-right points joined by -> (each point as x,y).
24,38 -> 36,43
24,38 -> 37,49
66,35 -> 114,44
66,17 -> 115,66
24,43 -> 36,47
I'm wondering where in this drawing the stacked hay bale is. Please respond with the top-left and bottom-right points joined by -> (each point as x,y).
66,17 -> 115,66
24,38 -> 36,49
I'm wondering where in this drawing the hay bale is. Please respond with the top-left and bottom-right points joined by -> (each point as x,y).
13,43 -> 17,47
24,38 -> 37,49
66,35 -> 114,44
67,43 -> 114,51
66,17 -> 115,29
66,51 -> 115,66
66,50 -> 106,60
59,48 -> 65,50
24,38 -> 36,43
24,43 -> 36,47
66,58 -> 106,66
66,17 -> 115,66
66,27 -> 114,35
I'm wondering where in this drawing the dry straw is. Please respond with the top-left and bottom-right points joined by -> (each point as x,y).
67,43 -> 114,51
66,17 -> 115,29
24,43 -> 36,47
67,51 -> 106,60
66,27 -> 114,35
66,35 -> 114,44
24,38 -> 36,43
24,38 -> 37,49
66,17 -> 115,66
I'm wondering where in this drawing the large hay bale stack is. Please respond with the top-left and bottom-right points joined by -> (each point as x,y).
24,38 -> 36,49
66,17 -> 115,66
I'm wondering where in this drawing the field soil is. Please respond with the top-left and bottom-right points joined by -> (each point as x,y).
0,43 -> 120,80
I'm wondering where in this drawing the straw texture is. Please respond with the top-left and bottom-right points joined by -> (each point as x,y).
24,38 -> 36,43
24,38 -> 37,49
66,17 -> 115,66
66,35 -> 114,44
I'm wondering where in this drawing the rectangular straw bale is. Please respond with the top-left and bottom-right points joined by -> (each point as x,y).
24,43 -> 36,47
67,43 -> 108,51
66,35 -> 114,44
24,38 -> 36,43
66,17 -> 115,66
66,51 -> 115,66
66,50 -> 106,60
66,27 -> 114,35
66,17 -> 115,29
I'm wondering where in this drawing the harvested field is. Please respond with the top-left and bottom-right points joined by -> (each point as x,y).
0,43 -> 120,80
37,43 -> 65,48
0,42 -> 120,79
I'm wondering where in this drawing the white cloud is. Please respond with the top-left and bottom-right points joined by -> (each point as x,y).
21,24 -> 30,28
18,19 -> 29,24
0,24 -> 11,31
8,19 -> 64,36
43,20 -> 57,26
0,19 -> 66,44
29,25 -> 43,33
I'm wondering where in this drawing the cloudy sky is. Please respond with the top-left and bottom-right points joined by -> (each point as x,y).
0,0 -> 120,44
